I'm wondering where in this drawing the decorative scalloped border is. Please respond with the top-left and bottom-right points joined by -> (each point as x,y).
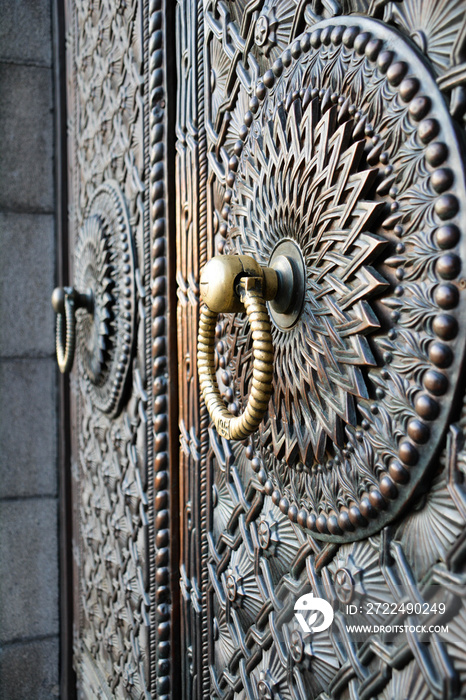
148,1 -> 174,697
221,17 -> 466,541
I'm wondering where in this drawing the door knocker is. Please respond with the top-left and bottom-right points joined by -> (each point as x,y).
51,181 -> 136,416
198,252 -> 305,439
51,286 -> 93,373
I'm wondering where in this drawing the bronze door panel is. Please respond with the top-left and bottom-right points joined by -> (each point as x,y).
62,0 -> 176,696
177,1 -> 466,698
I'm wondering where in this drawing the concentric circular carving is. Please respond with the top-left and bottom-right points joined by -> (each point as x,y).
218,17 -> 466,541
75,180 -> 135,416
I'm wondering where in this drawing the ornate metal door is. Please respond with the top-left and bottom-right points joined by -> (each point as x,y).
56,0 -> 177,696
177,1 -> 466,698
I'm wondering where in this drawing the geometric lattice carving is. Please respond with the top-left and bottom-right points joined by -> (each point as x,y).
180,2 -> 466,699
220,16 -> 466,542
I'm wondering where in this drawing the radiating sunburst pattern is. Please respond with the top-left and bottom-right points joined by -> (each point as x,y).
212,604 -> 239,675
251,646 -> 293,699
395,471 -> 465,580
222,543 -> 264,627
381,659 -> 434,700
230,99 -> 388,462
283,615 -> 340,698
327,537 -> 395,626
386,0 -> 466,75
252,495 -> 303,582
208,34 -> 230,126
440,604 -> 466,688
252,0 -> 298,64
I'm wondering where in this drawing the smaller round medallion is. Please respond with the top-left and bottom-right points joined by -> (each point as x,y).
75,181 -> 136,416
255,16 -> 269,47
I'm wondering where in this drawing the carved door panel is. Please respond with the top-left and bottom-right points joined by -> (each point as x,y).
61,0 -> 176,697
177,1 -> 466,699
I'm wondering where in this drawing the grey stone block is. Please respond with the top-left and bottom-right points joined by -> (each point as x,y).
0,0 -> 52,67
0,498 -> 59,642
0,358 -> 57,498
0,637 -> 59,700
0,359 -> 57,499
0,212 -> 55,357
0,63 -> 54,212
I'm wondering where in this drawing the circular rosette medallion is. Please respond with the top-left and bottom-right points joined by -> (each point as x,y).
75,181 -> 135,416
218,17 -> 466,541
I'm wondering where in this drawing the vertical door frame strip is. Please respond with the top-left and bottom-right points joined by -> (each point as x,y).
176,0 -> 211,695
53,0 -> 77,696
148,0 -> 180,697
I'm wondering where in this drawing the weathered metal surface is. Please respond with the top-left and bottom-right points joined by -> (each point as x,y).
64,0 -> 174,697
177,0 -> 466,698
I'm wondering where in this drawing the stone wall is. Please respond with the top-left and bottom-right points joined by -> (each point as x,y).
0,1 -> 60,697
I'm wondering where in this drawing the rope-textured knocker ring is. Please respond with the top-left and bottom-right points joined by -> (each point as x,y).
197,252 -> 305,440
51,287 -> 93,373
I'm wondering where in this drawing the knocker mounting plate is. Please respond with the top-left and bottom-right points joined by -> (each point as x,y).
217,16 -> 466,541
75,180 -> 136,416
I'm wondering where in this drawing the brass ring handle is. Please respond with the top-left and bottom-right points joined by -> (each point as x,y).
51,287 -> 93,373
198,253 -> 305,440
198,275 -> 274,440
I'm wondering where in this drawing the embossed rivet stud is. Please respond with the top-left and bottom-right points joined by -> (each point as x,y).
398,441 -> 419,465
407,418 -> 430,443
389,460 -> 410,484
386,61 -> 407,86
360,497 -> 378,519
272,58 -> 283,77
415,394 -> 439,420
354,32 -> 371,54
379,476 -> 398,500
291,39 -> 302,58
307,513 -> 317,531
408,96 -> 431,121
310,29 -> 322,48
348,505 -> 367,527
282,49 -> 292,66
431,168 -> 454,193
377,49 -> 393,73
365,38 -> 382,60
297,509 -> 308,528
399,77 -> 419,102
255,82 -> 266,100
263,70 -> 275,88
432,313 -> 458,339
244,109 -> 254,127
316,514 -> 329,533
418,118 -> 439,143
338,510 -> 355,531
424,369 -> 448,395
429,341 -> 453,368
435,194 -> 459,220
327,515 -> 342,535
426,142 -> 448,166
300,33 -> 311,52
369,489 -> 386,510
342,26 -> 359,48
249,96 -> 259,114
434,281 -> 459,307
435,224 -> 460,249
279,497 -> 289,514
229,155 -> 239,171
288,504 -> 298,522
331,26 -> 344,46
435,253 -> 461,282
